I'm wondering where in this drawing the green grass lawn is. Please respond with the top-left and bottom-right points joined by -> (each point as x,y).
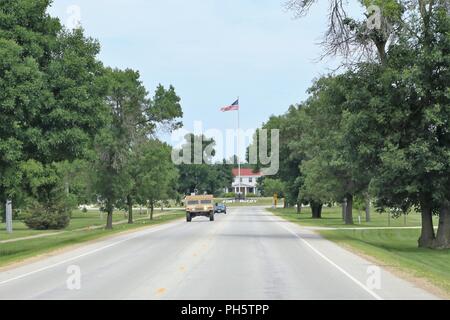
0,221 -> 49,241
270,207 -> 450,296
65,210 -> 143,230
320,229 -> 450,295
0,210 -> 139,241
269,206 -> 437,228
0,211 -> 184,268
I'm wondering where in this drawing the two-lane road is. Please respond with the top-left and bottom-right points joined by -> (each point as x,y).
0,207 -> 438,300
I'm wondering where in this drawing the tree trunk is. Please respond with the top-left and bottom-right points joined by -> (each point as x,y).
365,195 -> 371,222
127,195 -> 133,224
1,202 -> 5,223
434,201 -> 450,249
311,202 -> 323,219
345,194 -> 354,225
365,206 -> 371,222
106,208 -> 113,230
296,201 -> 302,214
342,199 -> 347,221
376,41 -> 388,65
150,201 -> 154,220
418,202 -> 435,248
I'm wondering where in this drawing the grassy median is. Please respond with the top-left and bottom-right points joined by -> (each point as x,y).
0,210 -> 184,268
270,207 -> 450,296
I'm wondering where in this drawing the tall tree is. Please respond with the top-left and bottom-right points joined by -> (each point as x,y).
301,74 -> 374,224
369,3 -> 450,248
176,134 -> 232,196
0,1 -> 109,229
288,1 -> 450,245
0,38 -> 42,216
126,84 -> 182,223
251,108 -> 306,210
94,68 -> 182,229
135,140 -> 179,220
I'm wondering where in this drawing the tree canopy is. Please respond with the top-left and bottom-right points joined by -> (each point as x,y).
257,1 -> 450,248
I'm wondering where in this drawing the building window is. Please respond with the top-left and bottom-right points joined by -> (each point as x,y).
249,178 -> 253,183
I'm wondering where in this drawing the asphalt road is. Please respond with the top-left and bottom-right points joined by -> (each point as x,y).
0,207 -> 438,300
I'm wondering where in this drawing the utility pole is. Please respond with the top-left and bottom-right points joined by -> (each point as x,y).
6,200 -> 13,233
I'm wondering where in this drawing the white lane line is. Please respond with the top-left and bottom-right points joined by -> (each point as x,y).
275,219 -> 383,300
0,221 -> 181,286
302,226 -> 434,231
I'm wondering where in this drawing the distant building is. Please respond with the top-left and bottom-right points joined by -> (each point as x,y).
226,168 -> 263,196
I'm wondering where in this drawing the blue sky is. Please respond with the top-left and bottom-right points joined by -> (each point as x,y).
48,0 -> 363,159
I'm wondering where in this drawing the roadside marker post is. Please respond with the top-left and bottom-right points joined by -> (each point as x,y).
6,200 -> 13,233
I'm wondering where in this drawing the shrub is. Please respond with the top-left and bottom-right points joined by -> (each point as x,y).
222,192 -> 236,198
21,162 -> 76,230
24,196 -> 73,230
24,209 -> 70,230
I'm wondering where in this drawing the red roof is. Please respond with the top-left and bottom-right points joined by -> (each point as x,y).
232,168 -> 262,177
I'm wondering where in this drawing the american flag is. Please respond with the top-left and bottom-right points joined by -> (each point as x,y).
220,99 -> 240,112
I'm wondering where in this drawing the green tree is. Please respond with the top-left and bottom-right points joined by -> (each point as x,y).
300,73 -> 377,224
291,1 -> 450,245
176,134 -> 232,196
21,160 -> 76,230
260,178 -> 286,198
55,160 -> 97,207
94,69 -> 145,229
135,140 -> 179,220
0,38 -> 42,216
0,1 -> 109,229
94,68 -> 182,229
368,4 -> 450,248
125,83 -> 182,223
249,104 -> 313,213
250,104 -> 331,217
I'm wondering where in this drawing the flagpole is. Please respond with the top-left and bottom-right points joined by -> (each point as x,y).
237,96 -> 241,199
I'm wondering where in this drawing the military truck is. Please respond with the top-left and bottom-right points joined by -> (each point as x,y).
185,195 -> 215,222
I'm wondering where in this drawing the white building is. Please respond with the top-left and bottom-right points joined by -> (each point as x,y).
226,168 -> 263,196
